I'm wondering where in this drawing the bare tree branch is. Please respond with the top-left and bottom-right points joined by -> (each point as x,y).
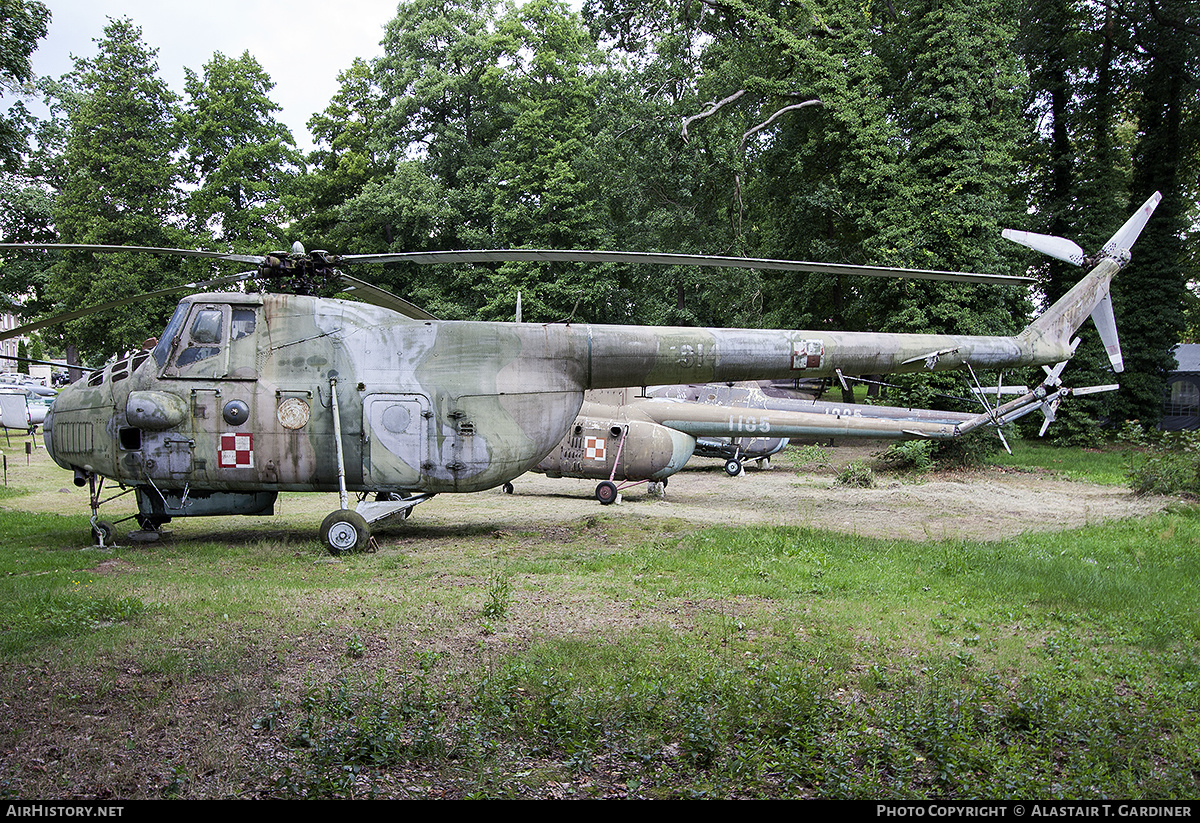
681,89 -> 747,142
738,99 -> 823,153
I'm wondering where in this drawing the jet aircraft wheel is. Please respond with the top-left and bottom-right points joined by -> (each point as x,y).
92,520 -> 116,545
502,482 -> 514,494
724,458 -> 743,476
321,510 -> 370,556
595,480 -> 619,505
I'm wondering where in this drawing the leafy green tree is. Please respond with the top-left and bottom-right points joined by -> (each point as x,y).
328,0 -> 619,321
1108,0 -> 1200,425
49,17 -> 190,362
0,0 -> 50,172
180,51 -> 301,250
473,0 -> 612,321
290,58 -> 390,249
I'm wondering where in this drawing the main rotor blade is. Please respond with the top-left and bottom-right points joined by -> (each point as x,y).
0,271 -> 255,342
0,242 -> 265,266
0,353 -> 97,372
341,249 -> 1032,286
336,274 -> 439,320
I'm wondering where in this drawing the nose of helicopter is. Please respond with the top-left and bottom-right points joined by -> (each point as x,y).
41,396 -> 59,465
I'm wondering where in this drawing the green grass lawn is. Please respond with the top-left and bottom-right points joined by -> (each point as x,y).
1,437 -> 1197,799
987,436 -> 1136,485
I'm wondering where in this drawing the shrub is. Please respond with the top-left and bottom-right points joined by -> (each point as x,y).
1126,429 -> 1200,496
834,460 -> 875,488
880,440 -> 934,472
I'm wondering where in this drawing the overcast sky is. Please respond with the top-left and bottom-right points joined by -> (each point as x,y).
26,0 -> 400,153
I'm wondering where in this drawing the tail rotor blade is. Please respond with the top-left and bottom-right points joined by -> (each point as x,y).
1104,191 -> 1163,258
1001,230 -> 1086,266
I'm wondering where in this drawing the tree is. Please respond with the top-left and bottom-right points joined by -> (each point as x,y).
180,51 -> 301,250
1109,0 -> 1200,424
290,58 -> 390,249
0,0 -> 50,171
1015,0 -> 1200,429
49,17 -> 189,362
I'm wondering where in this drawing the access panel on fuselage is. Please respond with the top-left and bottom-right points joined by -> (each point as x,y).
362,393 -> 433,489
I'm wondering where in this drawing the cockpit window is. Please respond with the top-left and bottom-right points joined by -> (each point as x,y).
162,301 -> 260,380
231,308 -> 256,341
154,303 -> 189,368
189,310 -> 223,344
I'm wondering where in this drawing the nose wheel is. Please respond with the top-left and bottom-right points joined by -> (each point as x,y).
91,519 -> 116,546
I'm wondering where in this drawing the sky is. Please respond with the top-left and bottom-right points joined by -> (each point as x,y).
24,0 -> 401,153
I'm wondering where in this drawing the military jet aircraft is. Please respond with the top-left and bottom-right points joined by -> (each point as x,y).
0,192 -> 1160,552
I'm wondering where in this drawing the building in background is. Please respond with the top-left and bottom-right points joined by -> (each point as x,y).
1163,345 -> 1200,431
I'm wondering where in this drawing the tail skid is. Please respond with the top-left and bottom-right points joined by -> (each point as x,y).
1009,191 -> 1162,374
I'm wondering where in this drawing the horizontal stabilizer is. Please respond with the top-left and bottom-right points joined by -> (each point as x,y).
1001,230 -> 1086,266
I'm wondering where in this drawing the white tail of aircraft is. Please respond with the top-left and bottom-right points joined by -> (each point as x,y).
1006,191 -> 1163,373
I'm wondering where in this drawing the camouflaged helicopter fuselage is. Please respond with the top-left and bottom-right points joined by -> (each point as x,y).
44,280 -> 1079,498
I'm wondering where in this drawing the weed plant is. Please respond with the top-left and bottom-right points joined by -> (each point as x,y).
834,460 -> 875,487
880,440 -> 934,473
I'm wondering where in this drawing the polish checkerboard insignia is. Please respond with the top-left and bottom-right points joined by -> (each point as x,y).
219,432 -> 254,468
584,436 -> 606,461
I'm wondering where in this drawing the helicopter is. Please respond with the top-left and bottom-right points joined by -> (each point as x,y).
529,359 -> 1115,505
0,191 -> 1160,553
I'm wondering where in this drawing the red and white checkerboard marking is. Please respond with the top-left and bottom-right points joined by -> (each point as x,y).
584,436 -> 606,461
219,433 -> 254,469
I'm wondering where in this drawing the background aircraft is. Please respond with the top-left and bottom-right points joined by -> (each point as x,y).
530,363 -> 1113,504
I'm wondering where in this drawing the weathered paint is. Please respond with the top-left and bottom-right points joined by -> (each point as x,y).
40,248 -> 1122,518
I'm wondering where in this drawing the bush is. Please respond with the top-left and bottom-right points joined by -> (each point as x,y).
880,440 -> 934,472
834,460 -> 875,488
1126,429 -> 1200,496
932,431 -> 1002,469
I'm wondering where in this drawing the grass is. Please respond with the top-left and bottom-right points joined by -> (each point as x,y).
987,437 -> 1136,485
266,506 -> 1200,798
0,440 -> 1197,798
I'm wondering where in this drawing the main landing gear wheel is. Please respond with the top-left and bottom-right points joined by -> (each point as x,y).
724,458 -> 743,476
502,482 -> 514,494
321,510 -> 370,556
91,520 -> 115,546
595,480 -> 619,505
